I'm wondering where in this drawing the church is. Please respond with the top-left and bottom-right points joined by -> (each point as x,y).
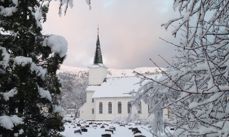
79,31 -> 149,121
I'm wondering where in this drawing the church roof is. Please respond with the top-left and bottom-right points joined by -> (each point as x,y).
90,76 -> 142,98
86,68 -> 163,98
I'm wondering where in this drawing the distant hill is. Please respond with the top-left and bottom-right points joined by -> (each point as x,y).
59,65 -> 162,77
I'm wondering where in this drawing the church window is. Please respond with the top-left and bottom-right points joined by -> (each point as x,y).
138,102 -> 142,114
99,102 -> 103,114
118,102 -> 122,114
92,99 -> 94,103
108,102 -> 112,114
128,102 -> 132,113
92,108 -> 94,114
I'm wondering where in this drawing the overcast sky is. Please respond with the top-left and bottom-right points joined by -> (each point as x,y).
43,0 -> 177,69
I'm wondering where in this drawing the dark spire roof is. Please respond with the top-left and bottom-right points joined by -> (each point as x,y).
94,27 -> 103,64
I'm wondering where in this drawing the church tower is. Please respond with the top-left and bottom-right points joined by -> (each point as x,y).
88,28 -> 107,86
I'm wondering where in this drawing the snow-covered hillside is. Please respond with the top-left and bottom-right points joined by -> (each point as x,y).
58,70 -> 88,115
59,65 -> 161,77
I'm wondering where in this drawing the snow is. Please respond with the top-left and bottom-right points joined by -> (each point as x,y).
0,47 -> 10,68
60,118 -> 152,137
108,67 -> 161,77
57,0 -> 75,15
0,88 -> 17,101
19,129 -> 24,135
45,35 -> 68,58
173,0 -> 179,10
183,11 -> 191,21
53,105 -> 64,114
60,0 -> 74,9
38,87 -> 52,101
91,77 -> 141,98
58,65 -> 88,74
0,115 -> 23,130
30,64 -> 47,79
90,73 -> 161,98
89,64 -> 107,68
31,6 -> 42,28
12,0 -> 18,6
189,92 -> 224,109
14,56 -> 47,79
85,0 -> 91,6
59,65 -> 161,77
14,56 -> 33,66
0,0 -> 18,16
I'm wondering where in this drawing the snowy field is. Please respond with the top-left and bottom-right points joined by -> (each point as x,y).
61,117 -> 152,137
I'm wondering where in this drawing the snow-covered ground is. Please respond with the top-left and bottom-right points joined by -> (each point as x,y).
61,117 -> 152,137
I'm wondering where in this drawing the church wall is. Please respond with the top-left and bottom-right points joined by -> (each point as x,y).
93,97 -> 149,121
79,90 -> 95,120
94,97 -> 130,121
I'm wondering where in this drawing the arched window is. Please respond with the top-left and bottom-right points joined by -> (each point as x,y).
138,102 -> 142,114
118,102 -> 122,114
128,102 -> 132,113
108,102 -> 112,114
99,102 -> 103,114
92,108 -> 94,114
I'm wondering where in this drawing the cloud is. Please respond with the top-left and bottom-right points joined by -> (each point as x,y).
43,0 -> 177,68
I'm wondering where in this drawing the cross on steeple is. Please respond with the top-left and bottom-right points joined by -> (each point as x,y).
94,27 -> 103,64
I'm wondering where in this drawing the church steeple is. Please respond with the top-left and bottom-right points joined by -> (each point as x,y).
88,27 -> 107,86
94,27 -> 103,64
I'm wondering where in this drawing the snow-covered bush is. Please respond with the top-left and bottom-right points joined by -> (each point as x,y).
58,71 -> 88,117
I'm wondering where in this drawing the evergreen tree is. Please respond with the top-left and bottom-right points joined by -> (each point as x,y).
0,0 -> 68,136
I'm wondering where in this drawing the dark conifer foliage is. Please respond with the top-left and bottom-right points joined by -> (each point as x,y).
0,0 -> 65,136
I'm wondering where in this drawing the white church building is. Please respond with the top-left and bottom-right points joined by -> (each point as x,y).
79,31 -> 149,121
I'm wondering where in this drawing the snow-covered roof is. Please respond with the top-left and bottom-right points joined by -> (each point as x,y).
86,85 -> 101,92
88,64 -> 107,69
107,67 -> 161,77
91,76 -> 142,98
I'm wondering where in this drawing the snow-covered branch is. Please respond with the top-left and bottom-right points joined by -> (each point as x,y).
137,0 -> 229,136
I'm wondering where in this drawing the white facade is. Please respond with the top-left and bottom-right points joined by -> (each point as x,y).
93,97 -> 148,121
79,90 -> 95,120
80,92 -> 149,121
79,64 -> 149,121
